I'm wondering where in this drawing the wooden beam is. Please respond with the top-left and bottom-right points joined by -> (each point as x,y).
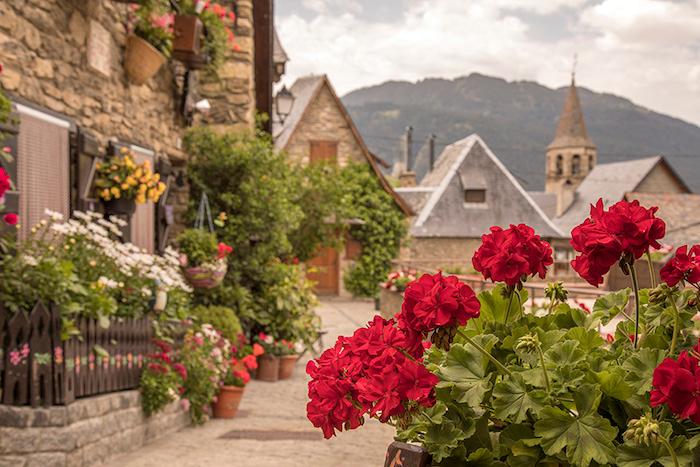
254,0 -> 274,134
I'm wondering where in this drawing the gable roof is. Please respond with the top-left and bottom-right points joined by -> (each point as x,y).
409,134 -> 564,238
548,79 -> 595,150
625,192 -> 700,247
272,74 -> 413,216
554,156 -> 690,235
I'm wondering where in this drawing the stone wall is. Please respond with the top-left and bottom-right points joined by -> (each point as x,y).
401,237 -> 482,272
0,0 -> 256,236
0,391 -> 189,467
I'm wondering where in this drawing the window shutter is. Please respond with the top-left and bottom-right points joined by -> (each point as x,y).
309,141 -> 338,164
74,129 -> 102,213
155,158 -> 175,254
16,105 -> 71,239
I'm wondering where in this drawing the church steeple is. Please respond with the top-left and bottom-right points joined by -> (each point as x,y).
545,66 -> 597,216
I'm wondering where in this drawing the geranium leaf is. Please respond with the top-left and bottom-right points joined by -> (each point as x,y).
436,336 -> 499,407
596,369 -> 635,401
565,328 -> 606,352
493,375 -> 547,423
616,435 -> 691,467
544,340 -> 585,367
573,384 -> 603,416
592,288 -> 631,324
422,418 -> 471,463
534,406 -> 618,466
475,286 -> 526,324
622,348 -> 666,395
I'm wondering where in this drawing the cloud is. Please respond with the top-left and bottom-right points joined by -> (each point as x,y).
277,0 -> 700,125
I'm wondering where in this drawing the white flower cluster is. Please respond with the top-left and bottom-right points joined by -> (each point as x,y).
44,209 -> 192,293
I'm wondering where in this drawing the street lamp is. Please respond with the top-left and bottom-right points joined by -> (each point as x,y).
275,85 -> 295,125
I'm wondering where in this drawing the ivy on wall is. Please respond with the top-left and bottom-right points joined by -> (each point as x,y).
340,163 -> 407,298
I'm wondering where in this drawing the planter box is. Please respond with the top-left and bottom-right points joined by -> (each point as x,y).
379,287 -> 404,320
1,301 -> 153,407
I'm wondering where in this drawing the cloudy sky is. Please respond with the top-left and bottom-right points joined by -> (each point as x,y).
276,0 -> 700,126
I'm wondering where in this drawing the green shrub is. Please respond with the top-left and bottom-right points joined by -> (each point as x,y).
140,366 -> 178,417
176,228 -> 218,267
340,164 -> 407,298
190,305 -> 242,342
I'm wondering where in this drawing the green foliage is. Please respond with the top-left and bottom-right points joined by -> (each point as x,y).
185,127 -> 303,290
288,162 -> 346,263
176,228 -> 218,266
140,366 -> 178,416
190,304 -> 242,342
396,284 -> 700,466
340,163 -> 406,297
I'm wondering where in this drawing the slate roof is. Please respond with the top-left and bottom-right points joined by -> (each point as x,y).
528,191 -> 557,219
548,79 -> 596,150
555,156 -> 668,234
625,192 -> 700,247
408,135 -> 564,238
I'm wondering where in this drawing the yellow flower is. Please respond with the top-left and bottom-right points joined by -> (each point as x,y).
101,189 -> 111,200
153,173 -> 160,183
138,184 -> 147,193
147,188 -> 156,200
110,165 -> 118,171
121,183 -> 129,190
120,147 -> 128,154
113,175 -> 121,183
126,176 -> 137,186
134,168 -> 143,179
110,187 -> 121,199
218,212 -> 228,221
136,194 -> 146,204
157,181 -> 166,194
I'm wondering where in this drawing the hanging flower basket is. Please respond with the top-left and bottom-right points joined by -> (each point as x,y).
172,15 -> 209,70
183,259 -> 227,289
124,35 -> 167,85
102,197 -> 136,217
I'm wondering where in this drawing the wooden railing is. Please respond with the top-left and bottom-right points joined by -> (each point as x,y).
0,302 -> 153,407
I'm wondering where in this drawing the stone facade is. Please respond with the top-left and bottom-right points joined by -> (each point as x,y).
0,391 -> 189,467
0,0 -> 255,236
283,85 -> 366,168
401,237 -> 482,271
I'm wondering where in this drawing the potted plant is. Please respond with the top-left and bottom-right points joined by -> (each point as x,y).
379,269 -> 417,319
306,202 -> 700,466
176,228 -> 232,289
254,332 -> 280,382
277,339 -> 298,380
94,147 -> 166,217
125,0 -> 173,84
173,0 -> 237,73
212,334 -> 258,419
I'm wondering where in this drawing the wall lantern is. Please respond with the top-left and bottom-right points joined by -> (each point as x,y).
275,85 -> 295,125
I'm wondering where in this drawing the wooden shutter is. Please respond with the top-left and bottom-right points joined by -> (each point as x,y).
16,104 -> 71,239
309,141 -> 338,164
129,145 -> 156,253
155,158 -> 175,253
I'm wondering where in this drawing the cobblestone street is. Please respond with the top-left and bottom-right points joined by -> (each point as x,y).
101,299 -> 394,467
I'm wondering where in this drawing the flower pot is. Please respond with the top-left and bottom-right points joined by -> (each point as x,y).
102,197 -> 136,217
124,35 -> 166,85
183,260 -> 227,289
278,354 -> 298,380
172,15 -> 208,70
256,355 -> 279,382
212,385 -> 244,419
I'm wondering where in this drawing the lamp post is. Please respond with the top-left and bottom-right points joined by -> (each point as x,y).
275,85 -> 295,125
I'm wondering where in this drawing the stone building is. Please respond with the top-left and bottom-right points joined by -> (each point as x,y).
397,134 -> 564,271
273,74 -> 412,295
0,0 -> 278,252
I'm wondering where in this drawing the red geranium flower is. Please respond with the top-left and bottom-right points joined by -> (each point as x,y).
660,245 -> 700,287
650,348 -> 700,423
472,224 -> 553,287
217,242 -> 233,259
242,354 -> 258,370
397,273 -> 480,334
252,343 -> 265,356
3,213 -> 17,225
570,199 -> 666,286
172,363 -> 187,380
0,167 -> 10,199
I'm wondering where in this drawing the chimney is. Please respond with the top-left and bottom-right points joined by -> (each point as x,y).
400,126 -> 416,187
428,133 -> 436,171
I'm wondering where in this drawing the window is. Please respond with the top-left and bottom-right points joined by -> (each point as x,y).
464,189 -> 486,203
588,154 -> 594,170
309,140 -> 338,164
572,154 -> 581,175
16,104 -> 72,239
555,154 -> 563,175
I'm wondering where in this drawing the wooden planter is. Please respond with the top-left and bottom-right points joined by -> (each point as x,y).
124,35 -> 166,85
172,15 -> 209,70
0,302 -> 153,407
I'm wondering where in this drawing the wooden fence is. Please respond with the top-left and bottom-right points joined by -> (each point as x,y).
0,302 -> 153,407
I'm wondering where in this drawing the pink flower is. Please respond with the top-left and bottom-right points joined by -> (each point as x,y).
21,343 -> 29,358
180,398 -> 190,411
2,146 -> 10,153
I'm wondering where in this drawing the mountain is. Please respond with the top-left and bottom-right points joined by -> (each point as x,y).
342,73 -> 700,192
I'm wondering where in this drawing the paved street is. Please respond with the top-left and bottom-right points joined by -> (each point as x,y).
101,299 -> 394,467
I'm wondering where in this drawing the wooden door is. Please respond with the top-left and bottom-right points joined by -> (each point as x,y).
307,246 -> 339,295
309,140 -> 338,164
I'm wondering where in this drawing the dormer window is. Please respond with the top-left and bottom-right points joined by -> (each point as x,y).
572,154 -> 581,175
464,189 -> 486,203
556,155 -> 563,175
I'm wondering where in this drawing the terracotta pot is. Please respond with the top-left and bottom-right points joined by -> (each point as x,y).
212,385 -> 244,419
102,197 -> 136,216
278,354 -> 298,380
256,355 -> 279,382
124,35 -> 166,85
